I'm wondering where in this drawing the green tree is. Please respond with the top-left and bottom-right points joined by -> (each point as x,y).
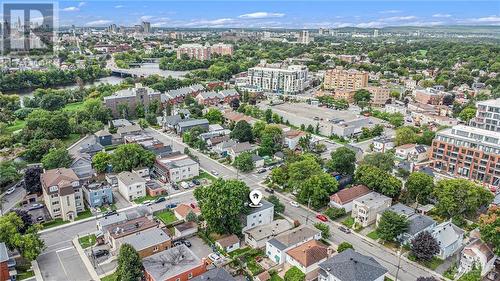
233,152 -> 255,172
395,126 -> 418,146
337,242 -> 354,253
264,108 -> 273,123
326,147 -> 356,176
355,165 -> 402,198
433,179 -> 494,219
457,266 -> 481,281
478,206 -> 500,255
41,148 -> 73,169
411,231 -> 439,261
313,222 -> 330,239
388,113 -> 404,127
267,195 -> 285,215
287,155 -> 322,190
361,152 -> 395,172
354,89 -> 372,106
0,213 -> 44,261
204,108 -> 223,124
116,243 -> 143,281
259,125 -> 283,156
252,121 -> 266,139
230,120 -> 254,142
459,107 -> 477,122
110,144 -> 155,172
194,179 -> 250,234
92,151 -> 111,173
0,161 -> 23,187
284,266 -> 305,281
298,173 -> 338,209
377,210 -> 409,242
404,172 -> 434,205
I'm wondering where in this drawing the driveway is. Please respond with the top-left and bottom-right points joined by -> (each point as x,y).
112,189 -> 132,209
37,246 -> 93,281
186,236 -> 213,259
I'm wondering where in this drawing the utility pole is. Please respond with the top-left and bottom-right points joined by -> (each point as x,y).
305,197 -> 311,224
395,245 -> 402,281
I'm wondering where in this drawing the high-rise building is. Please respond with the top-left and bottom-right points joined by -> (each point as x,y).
364,86 -> 391,106
210,43 -> 233,57
430,98 -> 500,187
373,29 -> 379,37
298,30 -> 310,44
247,65 -> 309,95
323,67 -> 368,91
176,43 -> 233,60
142,21 -> 151,33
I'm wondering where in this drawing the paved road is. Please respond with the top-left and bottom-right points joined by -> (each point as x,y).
1,185 -> 26,214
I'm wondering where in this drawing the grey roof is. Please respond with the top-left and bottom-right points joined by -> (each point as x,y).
244,219 -> 292,241
268,226 -> 320,251
380,203 -> 415,218
415,145 -> 428,154
0,242 -> 9,263
117,124 -> 142,135
353,192 -> 391,208
79,142 -> 104,154
418,166 -> 435,177
251,154 -> 263,162
191,269 -> 236,281
111,119 -> 132,127
177,119 -> 209,128
143,244 -> 201,281
117,171 -> 146,186
118,227 -> 170,251
318,249 -> 387,281
162,115 -> 183,126
397,161 -> 412,172
246,199 -> 273,215
220,89 -> 239,97
406,215 -> 436,236
230,142 -> 253,154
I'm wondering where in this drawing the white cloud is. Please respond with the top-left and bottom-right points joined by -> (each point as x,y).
356,21 -> 384,28
85,19 -> 112,26
114,5 -> 124,9
467,15 -> 500,23
432,13 -> 452,18
379,10 -> 401,14
151,22 -> 168,27
383,16 -> 417,22
62,6 -> 79,12
140,15 -> 154,21
238,12 -> 285,19
78,2 -> 86,8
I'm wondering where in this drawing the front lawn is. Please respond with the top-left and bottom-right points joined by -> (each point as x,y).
133,195 -> 161,204
76,209 -> 93,221
155,210 -> 177,225
367,230 -> 380,240
247,259 -> 264,276
101,272 -> 118,281
16,262 -> 34,280
62,133 -> 84,148
41,218 -> 68,229
408,254 -> 444,270
342,217 -> 355,228
63,101 -> 85,112
270,272 -> 284,281
195,170 -> 216,182
3,120 -> 26,135
78,234 -> 96,249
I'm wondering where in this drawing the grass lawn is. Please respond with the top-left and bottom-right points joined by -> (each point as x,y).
342,217 -> 355,228
3,119 -> 26,135
133,195 -> 162,204
154,210 -> 177,225
63,101 -> 85,112
76,209 -> 93,221
270,272 -> 284,281
41,218 -> 68,229
16,263 -> 34,280
247,259 -> 264,276
62,133 -> 84,148
384,277 -> 394,281
195,170 -> 216,181
408,254 -> 444,270
101,272 -> 118,281
367,230 -> 380,240
78,234 -> 96,249
228,247 -> 253,258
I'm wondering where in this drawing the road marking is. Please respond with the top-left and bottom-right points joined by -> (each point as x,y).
56,246 -> 74,253
56,250 -> 70,279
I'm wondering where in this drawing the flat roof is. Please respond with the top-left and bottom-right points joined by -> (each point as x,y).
118,227 -> 170,251
143,244 -> 202,281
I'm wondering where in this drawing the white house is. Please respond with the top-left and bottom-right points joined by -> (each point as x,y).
284,130 -> 307,150
329,185 -> 371,212
431,221 -> 464,259
372,137 -> 395,153
242,199 -> 274,231
215,235 -> 240,253
352,192 -> 392,227
459,238 -> 496,277
153,153 -> 200,183
395,144 -> 429,162
266,226 -> 321,264
117,171 -> 146,202
244,219 -> 292,249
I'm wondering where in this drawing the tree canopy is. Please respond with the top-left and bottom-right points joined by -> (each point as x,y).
404,172 -> 434,205
230,120 -> 254,143
326,147 -> 356,176
355,164 -> 402,198
110,143 -> 155,172
233,151 -> 255,172
377,210 -> 409,242
116,243 -> 143,281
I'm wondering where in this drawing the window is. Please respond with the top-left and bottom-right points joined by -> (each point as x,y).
153,246 -> 158,252
188,273 -> 193,279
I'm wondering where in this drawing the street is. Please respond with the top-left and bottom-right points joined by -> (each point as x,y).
1,184 -> 26,214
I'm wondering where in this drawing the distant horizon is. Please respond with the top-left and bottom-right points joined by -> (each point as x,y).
53,0 -> 500,29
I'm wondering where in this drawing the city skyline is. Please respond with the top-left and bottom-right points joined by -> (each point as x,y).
55,0 -> 500,28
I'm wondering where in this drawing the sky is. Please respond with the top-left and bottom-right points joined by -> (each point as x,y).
53,0 -> 500,28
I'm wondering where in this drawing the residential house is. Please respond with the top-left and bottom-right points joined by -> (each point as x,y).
251,154 -> 265,168
79,142 -> 104,157
174,221 -> 198,238
0,243 -> 12,281
146,181 -> 167,197
116,227 -> 171,258
175,119 -> 209,134
207,135 -> 230,147
154,153 -> 200,183
222,111 -> 258,126
318,249 -> 387,281
82,181 -> 113,208
329,185 -> 372,212
159,115 -> 184,131
228,142 -> 254,160
459,238 -> 496,276
375,203 -> 415,226
117,124 -> 143,139
431,221 -> 464,259
161,84 -> 205,105
352,192 -> 392,227
190,269 -> 236,281
104,84 -> 161,118
95,129 -> 113,146
110,119 -> 133,128
399,215 -> 436,244
244,219 -> 292,249
106,216 -> 159,249
140,140 -> 174,158
266,226 -> 322,264
41,168 -> 84,221
213,140 -> 237,157
284,130 -> 307,150
215,235 -> 240,253
286,240 -> 329,279
395,144 -> 429,162
117,171 -> 147,202
70,155 -> 94,181
372,137 -> 395,153
143,244 -> 208,281
242,199 -> 274,231
132,167 -> 150,179
173,204 -> 201,221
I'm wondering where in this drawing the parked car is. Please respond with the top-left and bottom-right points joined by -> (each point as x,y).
166,203 -> 178,209
172,183 -> 179,190
264,188 -> 274,194
290,201 -> 299,207
36,216 -> 45,222
155,197 -> 166,203
173,241 -> 183,247
180,182 -> 190,189
104,210 -> 117,217
142,200 -> 154,206
190,203 -> 196,209
339,226 -> 351,234
192,179 -> 201,185
92,249 -> 109,258
211,170 -> 219,176
28,203 -> 43,211
257,168 -> 267,174
208,253 -> 222,263
5,187 -> 15,195
188,182 -> 195,188
181,240 -> 192,247
316,214 -> 328,222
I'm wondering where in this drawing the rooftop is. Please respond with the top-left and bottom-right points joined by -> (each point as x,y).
118,227 -> 170,252
246,199 -> 274,215
287,239 -> 328,267
117,171 -> 147,186
0,242 -> 9,263
177,119 -> 209,128
107,216 -> 158,239
143,244 -> 203,281
268,226 -> 320,251
380,203 -> 415,218
216,235 -> 240,248
353,192 -> 391,208
191,269 -> 236,281
330,185 -> 371,205
244,219 -> 292,241
406,215 -> 436,236
318,249 -> 387,281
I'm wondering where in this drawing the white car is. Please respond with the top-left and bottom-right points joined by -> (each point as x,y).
5,187 -> 15,195
208,253 -> 222,263
290,201 -> 300,207
211,170 -> 219,176
142,200 -> 153,206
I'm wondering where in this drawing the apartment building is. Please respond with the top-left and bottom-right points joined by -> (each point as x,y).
351,192 -> 392,227
176,43 -> 233,61
153,153 -> 200,183
414,88 -> 442,105
470,99 -> 500,132
247,65 -> 309,94
210,43 -> 234,56
104,84 -> 161,118
365,86 -> 391,106
41,168 -> 84,221
323,67 -> 368,91
117,171 -> 146,202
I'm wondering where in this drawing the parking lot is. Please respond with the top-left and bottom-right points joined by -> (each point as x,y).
185,236 -> 213,259
38,246 -> 92,281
